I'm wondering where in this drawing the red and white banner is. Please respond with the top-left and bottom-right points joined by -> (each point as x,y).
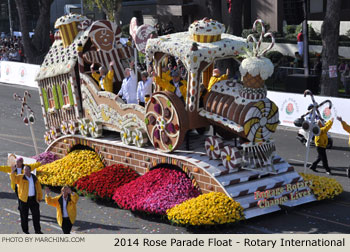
268,90 -> 350,136
0,61 -> 40,88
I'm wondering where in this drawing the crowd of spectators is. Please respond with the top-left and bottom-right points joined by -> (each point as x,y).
0,33 -> 24,62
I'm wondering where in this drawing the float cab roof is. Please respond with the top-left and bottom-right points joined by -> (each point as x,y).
145,32 -> 249,73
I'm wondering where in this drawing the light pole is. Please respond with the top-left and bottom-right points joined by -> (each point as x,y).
81,0 -> 84,15
303,0 -> 310,76
8,0 -> 13,36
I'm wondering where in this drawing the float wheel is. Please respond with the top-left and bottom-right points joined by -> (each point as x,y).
145,92 -> 188,152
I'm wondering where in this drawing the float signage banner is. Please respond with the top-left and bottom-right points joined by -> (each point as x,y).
268,91 -> 349,136
0,61 -> 40,88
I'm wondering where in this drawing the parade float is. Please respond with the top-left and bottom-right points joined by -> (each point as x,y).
27,14 -> 343,223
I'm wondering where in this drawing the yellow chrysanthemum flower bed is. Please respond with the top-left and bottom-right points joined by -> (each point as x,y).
36,150 -> 104,186
0,162 -> 42,173
166,192 -> 245,226
299,173 -> 343,200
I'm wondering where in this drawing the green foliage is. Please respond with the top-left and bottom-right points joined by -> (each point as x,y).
67,81 -> 74,106
295,24 -> 320,40
241,29 -> 254,38
284,25 -> 297,35
339,35 -> 350,42
56,85 -> 64,107
265,51 -> 284,64
121,24 -> 130,37
42,88 -> 49,112
52,85 -> 60,110
345,29 -> 350,38
284,33 -> 297,41
84,0 -> 122,22
255,22 -> 270,33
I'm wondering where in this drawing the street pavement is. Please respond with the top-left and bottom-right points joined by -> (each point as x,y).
0,83 -> 349,234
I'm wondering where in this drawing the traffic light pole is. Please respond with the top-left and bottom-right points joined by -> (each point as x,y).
303,0 -> 310,76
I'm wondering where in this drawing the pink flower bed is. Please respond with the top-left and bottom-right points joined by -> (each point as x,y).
112,168 -> 200,215
31,151 -> 59,165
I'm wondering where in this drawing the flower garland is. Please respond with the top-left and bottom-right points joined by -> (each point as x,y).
299,173 -> 343,200
74,164 -> 139,200
31,151 -> 59,165
113,168 -> 200,215
166,192 -> 245,226
0,162 -> 42,174
36,150 -> 104,186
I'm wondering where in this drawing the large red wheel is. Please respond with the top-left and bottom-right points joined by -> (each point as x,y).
145,92 -> 188,152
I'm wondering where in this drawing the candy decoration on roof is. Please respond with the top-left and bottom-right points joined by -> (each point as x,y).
129,17 -> 138,42
245,19 -> 275,58
135,24 -> 156,54
55,13 -> 88,48
77,19 -> 92,31
189,18 -> 225,43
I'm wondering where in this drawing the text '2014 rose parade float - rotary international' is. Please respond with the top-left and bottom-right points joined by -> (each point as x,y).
3,14 -> 342,226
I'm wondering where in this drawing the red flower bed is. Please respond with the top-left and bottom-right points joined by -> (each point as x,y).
112,168 -> 201,215
74,164 -> 139,200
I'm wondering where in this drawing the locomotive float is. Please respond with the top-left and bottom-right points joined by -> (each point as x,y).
35,14 -> 317,219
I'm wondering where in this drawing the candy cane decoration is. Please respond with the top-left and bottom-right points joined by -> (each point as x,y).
246,19 -> 275,58
303,89 -> 333,173
13,91 -> 38,154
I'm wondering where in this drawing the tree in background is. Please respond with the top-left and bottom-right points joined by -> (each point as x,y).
226,0 -> 244,36
84,0 -> 122,25
206,0 -> 222,22
14,0 -> 53,64
320,0 -> 341,96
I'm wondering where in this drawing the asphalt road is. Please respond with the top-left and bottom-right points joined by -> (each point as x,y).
0,83 -> 349,234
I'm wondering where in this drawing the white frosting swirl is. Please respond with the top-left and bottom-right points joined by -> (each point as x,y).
239,57 -> 274,80
189,19 -> 225,36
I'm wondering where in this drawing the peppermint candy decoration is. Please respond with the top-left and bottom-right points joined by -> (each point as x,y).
132,128 -> 148,148
135,24 -> 156,54
49,126 -> 61,140
60,121 -> 69,135
68,120 -> 79,135
44,131 -> 52,145
78,118 -> 90,136
78,19 -> 92,31
205,136 -> 223,159
121,127 -> 132,145
221,146 -> 242,171
88,121 -> 103,138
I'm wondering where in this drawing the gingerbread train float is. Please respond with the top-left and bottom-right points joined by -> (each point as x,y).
34,15 -> 319,219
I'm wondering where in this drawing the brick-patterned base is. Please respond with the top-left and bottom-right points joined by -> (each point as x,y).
46,136 -> 224,195
46,135 -> 317,219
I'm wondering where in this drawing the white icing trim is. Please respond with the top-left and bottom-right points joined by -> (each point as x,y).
54,13 -> 88,28
146,32 -> 248,74
198,108 -> 244,132
239,57 -> 274,80
189,19 -> 225,36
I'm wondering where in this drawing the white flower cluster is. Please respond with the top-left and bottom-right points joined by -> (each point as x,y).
239,57 -> 274,80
